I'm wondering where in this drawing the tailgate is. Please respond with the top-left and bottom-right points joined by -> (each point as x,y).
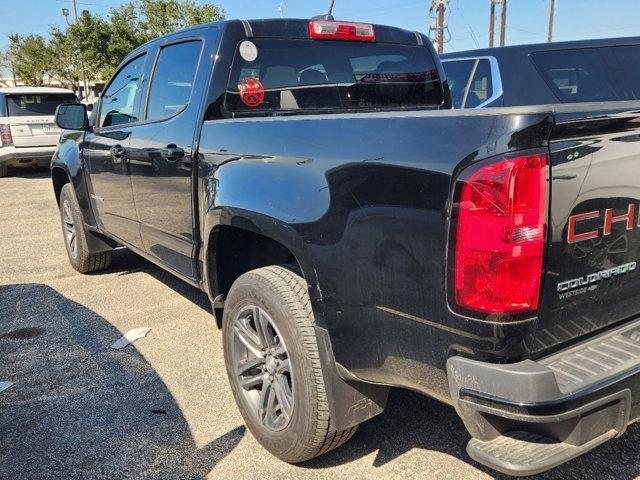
535,104 -> 640,354
9,116 -> 61,147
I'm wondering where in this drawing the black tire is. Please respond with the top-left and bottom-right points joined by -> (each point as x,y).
59,183 -> 112,273
222,266 -> 357,463
0,165 -> 8,177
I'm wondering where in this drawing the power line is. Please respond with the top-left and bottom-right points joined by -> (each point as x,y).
453,0 -> 480,48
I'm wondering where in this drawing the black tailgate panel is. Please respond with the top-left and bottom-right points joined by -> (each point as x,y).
535,106 -> 640,354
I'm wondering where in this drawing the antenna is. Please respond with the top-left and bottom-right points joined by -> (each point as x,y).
312,0 -> 336,21
328,0 -> 336,17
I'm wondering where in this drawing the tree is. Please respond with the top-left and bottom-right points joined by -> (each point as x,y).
47,27 -> 83,91
106,0 -> 225,76
64,10 -> 112,95
7,34 -> 54,86
0,51 -> 13,86
8,0 -> 225,88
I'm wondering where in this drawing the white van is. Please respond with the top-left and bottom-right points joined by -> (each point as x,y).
0,87 -> 78,177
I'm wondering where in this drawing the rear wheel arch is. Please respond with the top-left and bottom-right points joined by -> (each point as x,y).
206,222 -> 389,433
206,224 -> 305,328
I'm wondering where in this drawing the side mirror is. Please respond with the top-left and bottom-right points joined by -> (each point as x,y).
55,103 -> 88,131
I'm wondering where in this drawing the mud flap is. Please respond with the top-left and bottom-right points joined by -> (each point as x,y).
315,326 -> 389,430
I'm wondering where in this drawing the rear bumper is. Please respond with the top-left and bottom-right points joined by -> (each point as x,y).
0,145 -> 56,168
448,317 -> 640,476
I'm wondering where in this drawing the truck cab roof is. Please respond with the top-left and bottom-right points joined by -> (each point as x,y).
441,35 -> 640,59
125,18 -> 428,60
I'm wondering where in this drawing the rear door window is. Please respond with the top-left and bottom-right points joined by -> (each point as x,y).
442,59 -> 475,108
6,94 -> 78,117
225,39 -> 443,116
442,58 -> 494,109
531,45 -> 640,103
146,41 -> 202,121
465,59 -> 493,108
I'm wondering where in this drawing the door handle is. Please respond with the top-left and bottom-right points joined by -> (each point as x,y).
161,145 -> 185,161
110,145 -> 126,158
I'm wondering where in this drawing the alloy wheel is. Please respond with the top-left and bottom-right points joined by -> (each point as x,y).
62,200 -> 78,259
231,305 -> 294,431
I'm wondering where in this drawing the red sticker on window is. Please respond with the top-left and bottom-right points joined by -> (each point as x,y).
239,76 -> 265,108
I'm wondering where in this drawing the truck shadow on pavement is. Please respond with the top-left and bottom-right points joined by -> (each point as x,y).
109,248 -> 213,313
0,283 -> 244,479
38,249 -> 640,479
3,168 -> 51,180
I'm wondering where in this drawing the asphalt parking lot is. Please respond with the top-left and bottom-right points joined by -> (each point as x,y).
2,170 -> 640,479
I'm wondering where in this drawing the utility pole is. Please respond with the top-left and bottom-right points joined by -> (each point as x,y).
489,0 -> 496,48
499,0 -> 507,46
428,0 -> 449,54
63,2 -> 89,100
547,0 -> 556,42
436,1 -> 445,53
72,0 -> 79,21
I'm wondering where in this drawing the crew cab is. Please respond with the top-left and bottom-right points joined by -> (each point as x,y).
441,36 -> 640,108
0,87 -> 77,177
51,19 -> 640,476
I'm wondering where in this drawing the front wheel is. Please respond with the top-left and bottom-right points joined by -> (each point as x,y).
59,183 -> 112,273
222,266 -> 357,463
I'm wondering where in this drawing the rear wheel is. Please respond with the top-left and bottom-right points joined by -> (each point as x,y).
59,183 -> 112,273
0,165 -> 8,177
222,266 -> 357,463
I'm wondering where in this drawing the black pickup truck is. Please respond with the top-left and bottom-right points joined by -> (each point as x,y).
51,18 -> 640,476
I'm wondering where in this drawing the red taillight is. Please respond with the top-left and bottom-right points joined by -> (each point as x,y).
308,20 -> 376,42
453,153 -> 548,315
0,124 -> 12,147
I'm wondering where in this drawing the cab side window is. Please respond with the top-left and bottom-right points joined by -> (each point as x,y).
99,54 -> 147,128
146,41 -> 202,121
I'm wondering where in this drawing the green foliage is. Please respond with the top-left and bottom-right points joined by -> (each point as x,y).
3,0 -> 225,87
7,34 -> 54,86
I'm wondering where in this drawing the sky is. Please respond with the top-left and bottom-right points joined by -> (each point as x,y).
1,0 -> 640,53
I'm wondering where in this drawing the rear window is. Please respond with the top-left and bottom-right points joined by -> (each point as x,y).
225,39 -> 443,116
531,45 -> 640,103
6,94 -> 78,117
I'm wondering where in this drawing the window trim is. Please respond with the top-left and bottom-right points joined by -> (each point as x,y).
142,37 -> 204,124
442,56 -> 503,109
94,51 -> 150,132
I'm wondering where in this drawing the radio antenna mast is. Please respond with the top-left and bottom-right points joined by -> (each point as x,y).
328,0 -> 336,18
312,0 -> 336,21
